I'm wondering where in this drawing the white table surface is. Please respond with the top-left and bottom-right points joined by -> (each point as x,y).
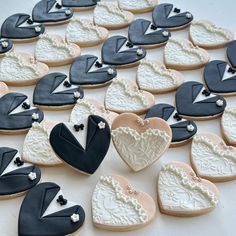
0,0 -> 236,235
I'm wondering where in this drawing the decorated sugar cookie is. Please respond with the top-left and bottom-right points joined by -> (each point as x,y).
191,132 -> 236,182
0,147 -> 41,199
62,0 -> 98,11
0,52 -> 49,86
0,92 -> 44,134
145,103 -> 197,146
0,82 -> 9,97
105,78 -> 155,114
23,121 -> 62,166
1,13 -> 45,42
32,0 -> 73,25
66,18 -> 108,47
92,175 -> 156,231
221,107 -> 236,146
70,99 -> 118,126
35,34 -> 81,66
33,72 -> 84,110
227,40 -> 236,68
118,0 -> 157,13
112,113 -> 172,171
0,39 -> 13,56
158,162 -> 219,216
128,19 -> 170,48
190,20 -> 234,49
175,81 -> 226,120
50,116 -> 111,175
164,37 -> 210,70
137,59 -> 184,93
94,2 -> 134,30
18,182 -> 85,236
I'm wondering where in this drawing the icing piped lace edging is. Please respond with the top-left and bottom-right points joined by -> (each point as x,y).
32,122 -> 50,137
224,107 -> 236,115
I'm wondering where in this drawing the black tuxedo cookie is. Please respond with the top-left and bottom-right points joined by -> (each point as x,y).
0,147 -> 41,199
69,54 -> 117,87
145,104 -> 197,146
152,3 -> 193,29
0,39 -> 13,56
18,182 -> 85,236
50,115 -> 111,175
62,0 -> 98,9
204,60 -> 236,96
32,0 -> 73,25
0,93 -> 44,134
101,35 -> 146,68
1,13 -> 45,41
175,81 -> 226,120
227,40 -> 236,69
33,72 -> 84,110
128,19 -> 170,48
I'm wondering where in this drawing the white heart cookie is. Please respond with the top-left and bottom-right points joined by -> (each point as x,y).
105,78 -> 155,114
191,132 -> 236,182
112,113 -> 172,171
92,175 -> 156,231
137,59 -> 184,93
94,2 -> 134,29
35,34 -> 81,66
158,161 -> 219,216
118,0 -> 157,13
66,18 -> 108,47
221,107 -> 236,145
164,37 -> 210,70
0,52 -> 49,86
190,20 -> 234,49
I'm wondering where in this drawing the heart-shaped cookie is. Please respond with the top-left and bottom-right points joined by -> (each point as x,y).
191,132 -> 236,182
94,2 -> 134,30
102,35 -> 146,68
62,0 -> 98,10
145,103 -> 197,146
0,82 -> 9,97
118,0 -> 157,13
137,59 -> 184,93
164,37 -> 210,70
35,34 -> 81,66
69,54 -> 117,87
66,18 -> 108,47
18,182 -> 85,236
0,52 -> 49,86
0,92 -> 44,134
227,40 -> 236,68
158,161 -> 219,216
32,0 -> 73,25
50,115 -> 111,175
189,20 -> 234,49
23,121 -> 62,166
175,81 -> 226,120
33,72 -> 84,110
204,60 -> 236,96
128,19 -> 170,48
0,147 -> 41,199
92,175 -> 156,230
112,113 -> 172,171
1,13 -> 45,42
221,107 -> 236,146
0,39 -> 13,56
70,98 -> 118,126
105,78 -> 155,114
152,3 -> 193,29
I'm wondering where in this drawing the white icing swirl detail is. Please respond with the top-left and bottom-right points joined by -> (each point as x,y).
222,107 -> 236,142
119,0 -> 153,9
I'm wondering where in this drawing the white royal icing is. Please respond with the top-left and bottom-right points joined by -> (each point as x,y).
9,98 -> 36,115
112,127 -> 171,171
193,87 -> 216,103
159,163 -> 218,211
118,0 -> 153,10
92,175 -> 148,225
222,64 -> 236,81
166,109 -> 187,125
222,107 -> 236,143
52,78 -> 78,93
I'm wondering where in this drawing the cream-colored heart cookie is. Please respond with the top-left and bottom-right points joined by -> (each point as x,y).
118,0 -> 157,13
66,18 -> 109,47
70,98 -> 118,127
164,37 -> 210,70
35,34 -> 81,66
137,59 -> 184,93
158,161 -> 219,216
0,52 -> 49,86
112,113 -> 172,171
191,132 -> 236,182
221,107 -> 236,146
23,121 -> 62,166
0,82 -> 8,97
94,2 -> 134,30
92,175 -> 156,231
189,20 -> 234,49
105,78 -> 155,114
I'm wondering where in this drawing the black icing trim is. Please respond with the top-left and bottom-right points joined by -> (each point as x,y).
62,0 -> 98,7
0,39 -> 13,54
227,40 -> 236,68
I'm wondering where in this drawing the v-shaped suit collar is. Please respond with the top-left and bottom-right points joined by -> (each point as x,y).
0,147 -> 17,175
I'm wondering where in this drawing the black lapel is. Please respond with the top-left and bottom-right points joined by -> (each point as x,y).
0,147 -> 17,175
